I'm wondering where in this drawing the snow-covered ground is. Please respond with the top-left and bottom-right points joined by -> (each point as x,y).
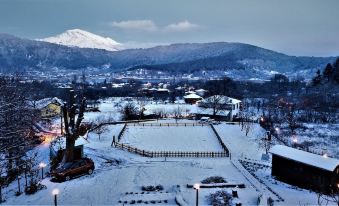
2,98 -> 337,205
292,123 -> 339,158
121,125 -> 223,152
3,123 -> 259,205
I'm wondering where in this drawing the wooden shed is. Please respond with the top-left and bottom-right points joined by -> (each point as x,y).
270,145 -> 339,194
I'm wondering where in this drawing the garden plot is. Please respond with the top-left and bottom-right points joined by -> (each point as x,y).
120,125 -> 224,152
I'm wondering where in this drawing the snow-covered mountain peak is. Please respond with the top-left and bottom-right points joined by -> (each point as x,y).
38,29 -> 122,51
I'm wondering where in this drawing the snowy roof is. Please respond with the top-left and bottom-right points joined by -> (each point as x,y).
184,93 -> 202,99
157,88 -> 169,92
195,89 -> 207,92
186,91 -> 196,94
201,95 -> 241,105
35,97 -> 64,109
270,145 -> 339,172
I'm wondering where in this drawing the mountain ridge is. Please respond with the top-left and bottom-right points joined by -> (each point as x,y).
37,29 -> 122,51
0,33 -> 336,80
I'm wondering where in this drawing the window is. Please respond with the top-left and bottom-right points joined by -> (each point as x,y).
80,161 -> 86,166
72,162 -> 80,169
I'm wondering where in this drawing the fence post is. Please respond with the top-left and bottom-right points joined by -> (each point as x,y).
111,135 -> 116,147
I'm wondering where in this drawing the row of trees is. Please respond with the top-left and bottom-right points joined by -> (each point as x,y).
0,77 -> 42,200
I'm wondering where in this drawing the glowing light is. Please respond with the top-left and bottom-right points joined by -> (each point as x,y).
193,184 -> 200,190
292,138 -> 298,143
323,153 -> 328,158
260,117 -> 264,122
39,162 -> 47,168
52,188 -> 59,195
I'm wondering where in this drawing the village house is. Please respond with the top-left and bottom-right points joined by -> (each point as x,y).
35,97 -> 64,118
183,93 -> 203,104
197,95 -> 242,121
195,88 -> 208,97
270,145 -> 339,194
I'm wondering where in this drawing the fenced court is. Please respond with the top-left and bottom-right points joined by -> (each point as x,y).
114,122 -> 229,158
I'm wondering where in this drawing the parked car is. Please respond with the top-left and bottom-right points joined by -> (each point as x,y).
199,117 -> 210,123
51,158 -> 94,181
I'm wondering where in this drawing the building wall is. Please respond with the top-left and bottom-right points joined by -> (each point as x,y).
272,155 -> 337,194
41,103 -> 61,118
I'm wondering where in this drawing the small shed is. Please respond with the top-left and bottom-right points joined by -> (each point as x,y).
184,93 -> 202,104
270,145 -> 339,194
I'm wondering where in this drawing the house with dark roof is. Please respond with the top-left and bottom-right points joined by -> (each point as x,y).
270,145 -> 339,194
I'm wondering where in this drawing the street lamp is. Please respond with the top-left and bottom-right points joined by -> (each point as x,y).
17,175 -> 22,195
39,162 -> 47,179
52,189 -> 59,206
193,184 -> 200,206
292,137 -> 298,143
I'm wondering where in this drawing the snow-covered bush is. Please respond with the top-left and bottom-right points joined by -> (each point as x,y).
208,190 -> 232,206
141,184 -> 164,191
201,176 -> 227,184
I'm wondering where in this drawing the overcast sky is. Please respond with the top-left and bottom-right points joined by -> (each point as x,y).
1,0 -> 339,56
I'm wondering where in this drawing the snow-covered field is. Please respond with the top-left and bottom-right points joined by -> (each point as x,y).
121,125 -> 223,152
3,98 -> 337,205
3,123 -> 260,205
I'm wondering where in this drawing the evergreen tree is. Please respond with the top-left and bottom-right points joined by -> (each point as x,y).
333,58 -> 339,83
312,69 -> 322,86
323,63 -> 333,82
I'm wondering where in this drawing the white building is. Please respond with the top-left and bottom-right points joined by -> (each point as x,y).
198,95 -> 242,121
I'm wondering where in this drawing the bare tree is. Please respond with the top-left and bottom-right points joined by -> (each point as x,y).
172,106 -> 184,122
199,95 -> 225,118
136,97 -> 147,120
62,90 -> 87,163
316,186 -> 339,206
0,77 -> 39,181
120,102 -> 139,120
92,124 -> 108,140
258,131 -> 273,154
239,101 -> 254,136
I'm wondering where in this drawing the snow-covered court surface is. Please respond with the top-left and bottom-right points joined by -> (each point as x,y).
120,124 -> 224,152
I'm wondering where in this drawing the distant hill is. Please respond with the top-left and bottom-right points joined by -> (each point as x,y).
0,33 -> 336,80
